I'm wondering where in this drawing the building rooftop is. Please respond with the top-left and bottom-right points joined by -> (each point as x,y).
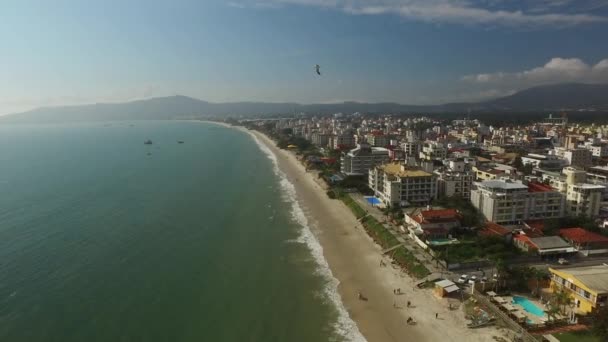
559,228 -> 608,244
480,222 -> 512,237
571,183 -> 606,190
379,163 -> 432,178
553,265 -> 608,294
527,182 -> 555,193
476,180 -> 528,190
528,236 -> 571,250
420,208 -> 459,220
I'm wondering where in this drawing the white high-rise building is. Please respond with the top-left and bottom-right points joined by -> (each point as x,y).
470,180 -> 565,224
340,144 -> 390,176
369,163 -> 437,207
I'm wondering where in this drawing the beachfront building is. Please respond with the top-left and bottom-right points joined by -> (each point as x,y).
340,144 -> 390,176
549,265 -> 608,315
369,163 -> 437,207
405,208 -> 461,239
470,180 -> 565,224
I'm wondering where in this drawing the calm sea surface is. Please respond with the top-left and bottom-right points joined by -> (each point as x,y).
0,121 -> 359,342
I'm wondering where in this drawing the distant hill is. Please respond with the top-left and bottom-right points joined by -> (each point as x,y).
1,83 -> 607,123
480,83 -> 608,111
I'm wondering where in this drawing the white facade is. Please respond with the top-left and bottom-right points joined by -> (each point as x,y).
436,171 -> 474,199
566,183 -> 604,217
340,144 -> 390,176
332,134 -> 355,149
419,141 -> 447,161
369,163 -> 437,207
366,134 -> 389,147
311,132 -> 330,147
470,180 -> 565,224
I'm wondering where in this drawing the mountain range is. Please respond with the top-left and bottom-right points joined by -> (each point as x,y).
1,83 -> 607,123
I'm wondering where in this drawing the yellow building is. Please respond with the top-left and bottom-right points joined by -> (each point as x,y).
549,265 -> 608,314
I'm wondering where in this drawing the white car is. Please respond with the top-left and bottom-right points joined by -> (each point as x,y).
468,275 -> 478,285
457,274 -> 468,284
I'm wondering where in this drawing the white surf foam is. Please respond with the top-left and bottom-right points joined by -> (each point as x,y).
248,132 -> 367,342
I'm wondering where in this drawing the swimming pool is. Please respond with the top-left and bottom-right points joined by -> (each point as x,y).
365,197 -> 381,205
512,296 -> 545,317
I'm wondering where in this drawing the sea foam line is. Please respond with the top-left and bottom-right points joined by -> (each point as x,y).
247,131 -> 367,342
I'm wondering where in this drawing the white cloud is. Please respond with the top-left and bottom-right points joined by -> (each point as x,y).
232,0 -> 608,27
462,57 -> 608,86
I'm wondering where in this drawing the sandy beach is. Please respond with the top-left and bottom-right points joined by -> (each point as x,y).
239,128 -> 509,342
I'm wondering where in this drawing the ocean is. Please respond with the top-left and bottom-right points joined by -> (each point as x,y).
0,121 -> 362,342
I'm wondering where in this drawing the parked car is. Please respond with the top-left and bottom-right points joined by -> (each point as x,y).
468,275 -> 478,284
457,274 -> 468,284
558,258 -> 569,265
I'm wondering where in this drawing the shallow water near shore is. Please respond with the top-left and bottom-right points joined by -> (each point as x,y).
0,121 -> 357,342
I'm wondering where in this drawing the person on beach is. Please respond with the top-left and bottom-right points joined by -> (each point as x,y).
435,313 -> 438,319
407,300 -> 411,307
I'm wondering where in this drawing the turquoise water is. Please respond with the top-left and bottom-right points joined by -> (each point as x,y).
364,197 -> 381,205
0,121 -> 361,342
512,296 -> 545,317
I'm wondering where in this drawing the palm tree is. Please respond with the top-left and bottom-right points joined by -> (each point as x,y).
553,289 -> 572,315
533,268 -> 549,298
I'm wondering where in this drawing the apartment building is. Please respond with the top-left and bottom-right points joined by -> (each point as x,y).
549,265 -> 608,315
470,179 -> 565,224
419,141 -> 447,161
369,163 -> 437,207
340,144 -> 390,176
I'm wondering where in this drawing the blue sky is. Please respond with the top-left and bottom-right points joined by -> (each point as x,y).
1,0 -> 608,114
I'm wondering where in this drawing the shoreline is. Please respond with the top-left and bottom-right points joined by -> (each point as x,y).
206,121 -> 507,341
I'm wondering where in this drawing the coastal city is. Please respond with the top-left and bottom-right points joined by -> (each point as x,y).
227,112 -> 608,342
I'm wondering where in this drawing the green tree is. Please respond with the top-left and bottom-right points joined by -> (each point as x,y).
513,156 -> 523,169
522,163 -> 534,175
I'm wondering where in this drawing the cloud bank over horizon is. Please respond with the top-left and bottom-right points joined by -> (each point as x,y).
232,0 -> 608,28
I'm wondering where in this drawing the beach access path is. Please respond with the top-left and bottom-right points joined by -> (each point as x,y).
247,128 -> 509,342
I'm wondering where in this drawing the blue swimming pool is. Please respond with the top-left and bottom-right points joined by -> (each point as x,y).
365,197 -> 382,205
512,296 -> 545,317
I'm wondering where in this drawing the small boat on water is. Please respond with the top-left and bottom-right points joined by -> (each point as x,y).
144,140 -> 153,145
178,141 -> 184,144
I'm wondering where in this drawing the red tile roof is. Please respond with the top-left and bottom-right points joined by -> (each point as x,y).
420,209 -> 459,220
514,234 -> 536,248
524,220 -> 545,234
480,222 -> 511,237
559,228 -> 608,244
528,182 -> 555,193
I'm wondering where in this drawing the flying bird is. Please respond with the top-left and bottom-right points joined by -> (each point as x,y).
315,64 -> 321,76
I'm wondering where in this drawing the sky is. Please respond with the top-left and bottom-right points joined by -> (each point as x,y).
1,0 -> 608,115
